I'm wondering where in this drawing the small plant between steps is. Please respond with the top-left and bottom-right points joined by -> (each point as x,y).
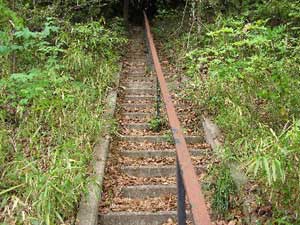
148,116 -> 166,132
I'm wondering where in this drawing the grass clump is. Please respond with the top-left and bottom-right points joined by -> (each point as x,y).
212,166 -> 237,216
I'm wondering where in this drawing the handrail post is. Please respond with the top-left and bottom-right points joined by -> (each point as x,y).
156,77 -> 161,119
177,156 -> 187,225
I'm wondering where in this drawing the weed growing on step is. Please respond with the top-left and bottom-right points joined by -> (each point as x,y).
164,130 -> 175,144
148,116 -> 166,132
145,65 -> 152,75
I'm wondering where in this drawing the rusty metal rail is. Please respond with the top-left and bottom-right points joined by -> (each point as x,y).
143,12 -> 212,225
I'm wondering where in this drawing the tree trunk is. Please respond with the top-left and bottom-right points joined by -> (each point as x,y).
123,0 -> 129,25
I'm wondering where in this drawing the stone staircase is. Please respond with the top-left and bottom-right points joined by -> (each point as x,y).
98,26 -> 211,225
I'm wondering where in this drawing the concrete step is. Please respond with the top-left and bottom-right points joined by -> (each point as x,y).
120,103 -> 154,109
119,135 -> 204,144
126,67 -> 147,72
119,103 -> 184,110
127,53 -> 145,56
121,82 -> 154,89
125,73 -> 154,77
119,104 -> 156,112
120,123 -> 150,130
98,211 -> 177,225
121,184 -> 176,198
121,110 -> 187,118
128,69 -> 147,74
121,165 -> 205,177
121,81 -> 154,86
125,58 -> 147,62
121,112 -> 153,120
118,106 -> 164,113
125,54 -> 146,58
123,88 -> 155,95
123,76 -> 155,82
125,61 -> 146,65
119,107 -> 154,113
123,68 -> 147,72
125,62 -> 146,65
126,62 -> 146,66
123,95 -> 155,102
121,122 -> 161,130
120,149 -> 207,158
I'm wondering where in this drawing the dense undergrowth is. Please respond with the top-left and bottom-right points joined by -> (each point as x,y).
0,1 -> 126,224
154,1 -> 300,223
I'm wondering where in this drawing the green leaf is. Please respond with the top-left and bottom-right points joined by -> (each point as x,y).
0,184 -> 24,196
15,27 -> 37,39
271,159 -> 277,182
254,157 -> 261,176
0,45 -> 10,54
263,157 -> 271,185
275,159 -> 285,183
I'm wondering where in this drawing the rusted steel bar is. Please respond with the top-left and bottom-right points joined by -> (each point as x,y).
143,11 -> 212,225
176,156 -> 187,225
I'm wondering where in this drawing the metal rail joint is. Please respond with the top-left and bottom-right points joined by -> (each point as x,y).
143,11 -> 212,225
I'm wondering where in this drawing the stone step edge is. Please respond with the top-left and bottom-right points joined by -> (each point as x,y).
118,103 -> 184,109
121,184 -> 176,198
120,149 -> 210,158
122,87 -> 155,91
98,211 -> 179,225
121,81 -> 154,85
123,95 -> 155,98
118,135 -> 205,143
120,113 -> 153,119
121,165 -> 205,177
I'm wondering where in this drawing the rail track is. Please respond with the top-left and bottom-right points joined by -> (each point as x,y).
98,13 -> 214,225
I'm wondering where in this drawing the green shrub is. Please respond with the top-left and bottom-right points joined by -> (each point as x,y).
0,12 -> 126,225
153,2 -> 300,222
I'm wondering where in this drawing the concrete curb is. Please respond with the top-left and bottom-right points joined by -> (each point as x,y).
202,115 -> 257,223
76,65 -> 121,225
202,116 -> 223,150
202,116 -> 247,187
202,115 -> 248,187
